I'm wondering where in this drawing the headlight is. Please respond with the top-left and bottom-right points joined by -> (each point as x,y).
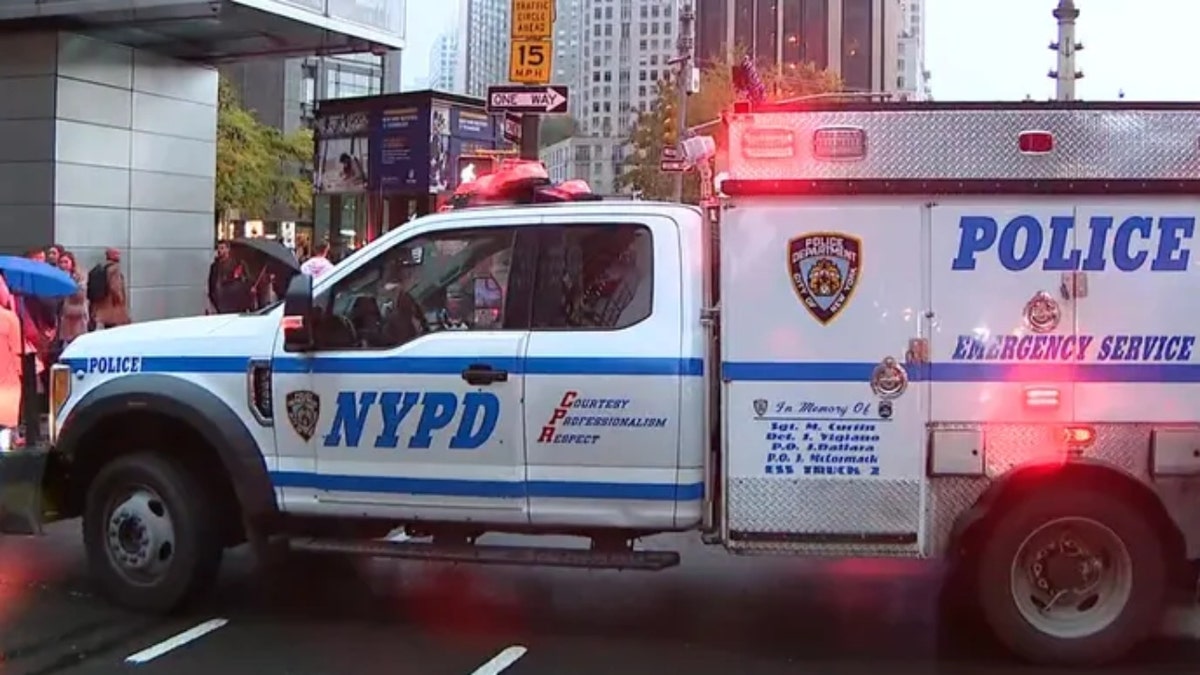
48,363 -> 71,444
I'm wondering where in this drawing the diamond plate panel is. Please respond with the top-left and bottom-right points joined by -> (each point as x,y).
728,109 -> 1200,181
925,423 -> 1200,557
727,477 -> 920,539
727,424 -> 1200,558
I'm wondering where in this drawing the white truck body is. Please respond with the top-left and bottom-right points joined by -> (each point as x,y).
15,102 -> 1200,666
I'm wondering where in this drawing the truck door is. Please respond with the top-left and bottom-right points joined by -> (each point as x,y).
522,214 -> 690,530
1071,200 -> 1198,422
275,221 -> 536,526
721,199 -> 927,551
930,200 -> 1077,426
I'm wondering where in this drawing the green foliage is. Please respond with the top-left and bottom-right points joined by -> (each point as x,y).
617,55 -> 843,202
215,77 -> 315,219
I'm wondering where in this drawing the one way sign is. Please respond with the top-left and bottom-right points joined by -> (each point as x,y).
487,85 -> 569,115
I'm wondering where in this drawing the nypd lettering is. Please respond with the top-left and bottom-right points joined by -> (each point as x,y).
322,390 -> 499,449
82,356 -> 142,374
537,390 -> 668,445
951,334 -> 1196,362
952,214 -> 1195,272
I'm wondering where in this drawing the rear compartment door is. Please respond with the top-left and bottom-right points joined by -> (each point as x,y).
929,200 -> 1078,426
721,198 -> 927,551
1072,199 -> 1200,422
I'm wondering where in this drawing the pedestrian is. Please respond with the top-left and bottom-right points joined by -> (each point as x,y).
20,249 -> 57,367
0,275 -> 25,429
87,248 -> 130,330
45,245 -> 62,268
300,241 -> 334,278
56,251 -> 88,344
209,241 -> 254,313
207,240 -> 232,314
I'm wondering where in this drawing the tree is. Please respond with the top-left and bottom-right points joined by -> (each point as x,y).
617,55 -> 843,201
215,77 -> 315,220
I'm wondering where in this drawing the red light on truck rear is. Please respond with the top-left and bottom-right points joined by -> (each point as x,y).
812,126 -> 867,160
1063,425 -> 1096,448
741,127 -> 795,158
1018,130 -> 1054,154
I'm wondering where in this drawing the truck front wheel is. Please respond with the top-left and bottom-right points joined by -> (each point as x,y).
82,453 -> 223,613
976,485 -> 1167,666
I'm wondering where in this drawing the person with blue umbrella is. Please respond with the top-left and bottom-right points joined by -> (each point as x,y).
0,255 -> 77,447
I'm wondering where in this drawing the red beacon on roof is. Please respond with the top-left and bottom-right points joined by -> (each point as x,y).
441,159 -> 601,211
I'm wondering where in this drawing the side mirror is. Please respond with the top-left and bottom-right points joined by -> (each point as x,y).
282,274 -> 314,352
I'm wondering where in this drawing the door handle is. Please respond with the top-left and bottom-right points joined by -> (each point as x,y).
461,364 -> 508,385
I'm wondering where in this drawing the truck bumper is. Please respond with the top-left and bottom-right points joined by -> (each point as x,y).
0,446 -> 52,535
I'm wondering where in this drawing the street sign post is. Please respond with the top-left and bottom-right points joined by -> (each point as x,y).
509,0 -> 557,160
487,85 -> 569,115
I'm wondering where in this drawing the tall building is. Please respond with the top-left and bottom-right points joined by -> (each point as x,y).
541,0 -> 682,194
429,32 -> 463,93
223,54 -> 386,136
582,1 -> 682,139
895,0 -> 929,99
553,0 -> 587,119
694,0 -> 903,93
459,0 -> 511,98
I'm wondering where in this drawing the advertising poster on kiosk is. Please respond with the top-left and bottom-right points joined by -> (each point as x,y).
314,111 -> 370,194
429,102 -> 452,193
371,105 -> 429,192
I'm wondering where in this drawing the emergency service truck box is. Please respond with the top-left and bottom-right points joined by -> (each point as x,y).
717,102 -> 1200,560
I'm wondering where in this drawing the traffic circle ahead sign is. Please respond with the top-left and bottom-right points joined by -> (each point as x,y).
512,0 -> 554,38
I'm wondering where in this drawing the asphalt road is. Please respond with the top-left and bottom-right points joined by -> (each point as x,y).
0,521 -> 1198,675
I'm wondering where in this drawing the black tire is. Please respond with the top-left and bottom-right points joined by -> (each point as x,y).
975,485 -> 1167,666
82,452 -> 223,613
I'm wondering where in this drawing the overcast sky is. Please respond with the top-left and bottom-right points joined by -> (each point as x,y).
402,0 -> 1200,100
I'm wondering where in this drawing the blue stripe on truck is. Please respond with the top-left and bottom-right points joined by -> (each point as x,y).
270,471 -> 705,501
62,356 -> 704,377
722,361 -> 1200,383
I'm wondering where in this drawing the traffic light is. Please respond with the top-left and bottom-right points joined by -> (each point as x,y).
456,155 -> 496,185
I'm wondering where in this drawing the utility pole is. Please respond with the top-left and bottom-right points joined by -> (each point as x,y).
1047,0 -> 1083,101
672,3 -> 695,202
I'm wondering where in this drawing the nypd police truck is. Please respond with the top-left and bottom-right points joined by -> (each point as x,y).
4,101 -> 1200,667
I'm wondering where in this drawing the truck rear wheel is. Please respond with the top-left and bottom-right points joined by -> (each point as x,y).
976,485 -> 1167,666
82,452 -> 223,613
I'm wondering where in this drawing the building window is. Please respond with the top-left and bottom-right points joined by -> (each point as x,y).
841,0 -> 873,91
733,0 -> 754,55
804,0 -> 828,70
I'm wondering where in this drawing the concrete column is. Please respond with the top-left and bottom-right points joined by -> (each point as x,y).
0,32 -> 217,322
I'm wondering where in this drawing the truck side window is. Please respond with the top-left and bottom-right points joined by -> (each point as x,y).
313,228 -> 518,350
531,224 -> 653,330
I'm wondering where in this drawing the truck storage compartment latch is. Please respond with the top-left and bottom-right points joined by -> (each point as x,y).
1059,271 -> 1088,299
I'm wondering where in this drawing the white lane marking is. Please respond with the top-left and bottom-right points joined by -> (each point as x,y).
470,645 -> 528,675
124,618 -> 229,665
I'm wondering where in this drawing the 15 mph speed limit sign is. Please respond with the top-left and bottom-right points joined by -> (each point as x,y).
509,38 -> 553,84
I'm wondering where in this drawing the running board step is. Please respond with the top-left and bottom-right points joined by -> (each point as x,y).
289,537 -> 681,571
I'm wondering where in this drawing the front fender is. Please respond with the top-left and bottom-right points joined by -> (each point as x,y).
56,374 -> 279,527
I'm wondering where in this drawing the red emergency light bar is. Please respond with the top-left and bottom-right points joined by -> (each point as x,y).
443,159 -> 601,211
